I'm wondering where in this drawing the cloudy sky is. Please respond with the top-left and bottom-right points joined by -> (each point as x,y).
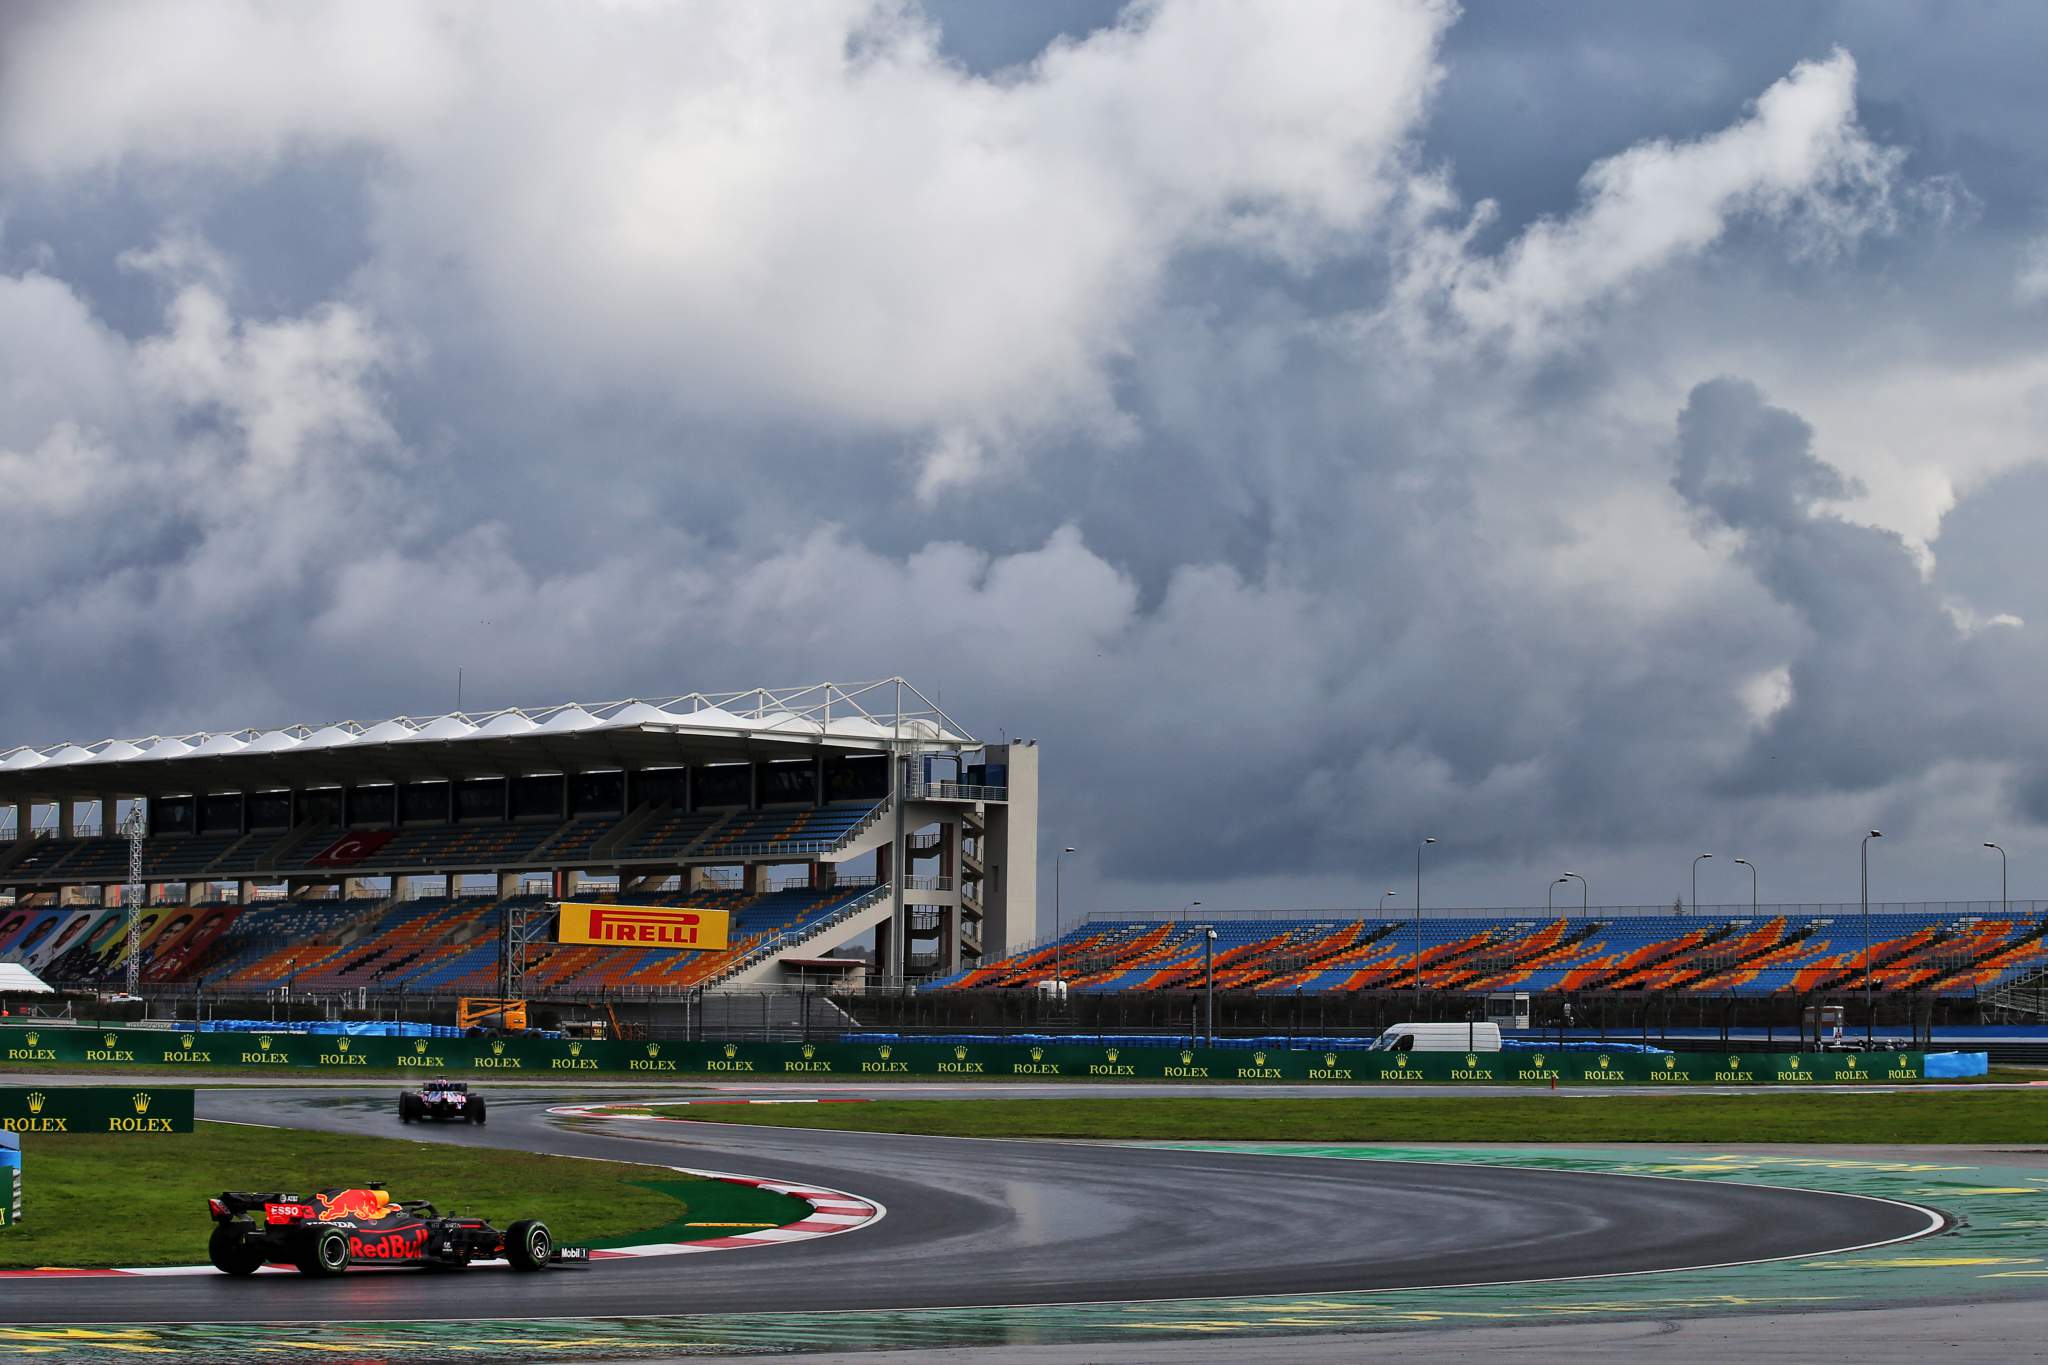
4,1 -> 2047,919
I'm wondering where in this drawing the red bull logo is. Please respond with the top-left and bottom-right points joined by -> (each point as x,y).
316,1188 -> 392,1222
349,1227 -> 428,1260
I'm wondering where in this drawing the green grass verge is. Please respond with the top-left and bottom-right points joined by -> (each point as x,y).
0,1120 -> 703,1268
637,1090 -> 2048,1144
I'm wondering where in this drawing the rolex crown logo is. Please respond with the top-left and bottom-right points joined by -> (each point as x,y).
1729,1055 -> 1740,1069
491,1040 -> 506,1056
1106,1048 -> 1120,1062
132,1092 -> 151,1114
879,1045 -> 893,1060
801,1043 -> 816,1059
1533,1054 -> 1546,1067
1465,1054 -> 1476,1067
723,1043 -> 738,1058
23,1032 -> 37,1046
568,1041 -> 584,1056
180,1033 -> 195,1048
1180,1050 -> 1194,1065
1845,1054 -> 1858,1068
1029,1046 -> 1044,1061
953,1045 -> 968,1060
1323,1053 -> 1338,1067
646,1043 -> 661,1058
1664,1057 -> 1676,1068
1395,1054 -> 1407,1067
1598,1055 -> 1610,1068
1254,1051 -> 1268,1066
25,1092 -> 45,1114
1789,1056 -> 1800,1069
259,1035 -> 274,1050
1898,1054 -> 1910,1067
338,1038 -> 350,1052
415,1039 -> 429,1054
103,1033 -> 117,1048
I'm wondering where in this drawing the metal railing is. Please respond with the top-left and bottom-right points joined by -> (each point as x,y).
1086,900 -> 2048,923
903,781 -> 1007,803
696,882 -> 894,989
902,876 -> 954,893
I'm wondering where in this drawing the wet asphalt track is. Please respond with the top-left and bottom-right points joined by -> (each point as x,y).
1,1086 -> 1942,1324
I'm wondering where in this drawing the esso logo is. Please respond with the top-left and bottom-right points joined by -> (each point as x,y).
265,1203 -> 312,1222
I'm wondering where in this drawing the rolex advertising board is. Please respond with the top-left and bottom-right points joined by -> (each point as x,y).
0,1086 -> 195,1134
0,1027 -> 1936,1085
555,901 -> 731,951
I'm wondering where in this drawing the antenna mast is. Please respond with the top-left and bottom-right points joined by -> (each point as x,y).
124,801 -> 146,996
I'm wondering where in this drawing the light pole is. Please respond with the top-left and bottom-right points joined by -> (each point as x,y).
1415,837 -> 1435,1016
1985,842 -> 2007,918
1547,876 -> 1568,913
1733,858 -> 1757,914
1690,853 -> 1712,918
1861,830 -> 1882,1037
1054,846 -> 1075,997
1561,872 -> 1587,919
1203,927 -> 1218,1045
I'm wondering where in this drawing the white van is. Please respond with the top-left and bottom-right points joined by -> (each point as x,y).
1366,1022 -> 1502,1053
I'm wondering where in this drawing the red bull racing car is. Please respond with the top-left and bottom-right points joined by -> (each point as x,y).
398,1078 -> 486,1124
206,1184 -> 587,1275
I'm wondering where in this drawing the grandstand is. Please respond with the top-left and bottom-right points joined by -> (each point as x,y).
0,680 -> 1036,998
938,908 -> 2048,998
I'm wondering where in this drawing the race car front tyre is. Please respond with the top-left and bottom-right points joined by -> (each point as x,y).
505,1219 -> 551,1271
469,1097 -> 487,1125
297,1227 -> 351,1277
208,1224 -> 265,1277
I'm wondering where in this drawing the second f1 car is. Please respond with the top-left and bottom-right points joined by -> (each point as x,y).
398,1079 -> 486,1124
206,1184 -> 588,1275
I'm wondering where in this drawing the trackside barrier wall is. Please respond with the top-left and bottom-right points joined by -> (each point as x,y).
0,1027 -> 1960,1084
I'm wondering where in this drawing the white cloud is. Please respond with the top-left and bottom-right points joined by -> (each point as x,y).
1396,49 -> 1902,355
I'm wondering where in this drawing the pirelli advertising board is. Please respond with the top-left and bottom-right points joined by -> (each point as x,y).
556,901 -> 730,951
0,1027 -> 1942,1086
0,1086 -> 195,1134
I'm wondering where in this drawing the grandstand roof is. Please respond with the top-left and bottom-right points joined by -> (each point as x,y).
0,679 -> 970,803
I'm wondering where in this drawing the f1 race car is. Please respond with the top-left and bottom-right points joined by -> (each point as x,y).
206,1184 -> 588,1275
398,1079 -> 486,1124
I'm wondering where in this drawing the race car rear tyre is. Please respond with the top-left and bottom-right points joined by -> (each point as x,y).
297,1227 -> 351,1277
469,1097 -> 487,1125
505,1219 -> 551,1271
208,1224 -> 265,1277
398,1093 -> 416,1123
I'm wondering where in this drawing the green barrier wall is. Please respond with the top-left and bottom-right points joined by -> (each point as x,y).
0,1026 -> 1931,1085
0,1085 -> 195,1134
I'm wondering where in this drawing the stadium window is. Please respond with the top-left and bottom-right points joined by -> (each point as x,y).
199,793 -> 244,835
346,785 -> 394,826
299,788 -> 344,826
570,771 -> 624,815
630,767 -> 686,811
400,782 -> 451,824
152,795 -> 196,835
456,778 -> 507,822
760,759 -> 817,806
511,774 -> 565,820
248,790 -> 291,830
825,755 -> 888,802
692,763 -> 750,809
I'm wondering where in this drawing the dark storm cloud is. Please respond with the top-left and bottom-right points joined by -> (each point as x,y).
3,1 -> 2048,910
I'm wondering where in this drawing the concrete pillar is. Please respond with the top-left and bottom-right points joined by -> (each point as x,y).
6,802 -> 25,843
745,863 -> 771,894
59,801 -> 78,840
498,871 -> 521,899
98,794 -> 119,838
979,741 -> 1038,959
